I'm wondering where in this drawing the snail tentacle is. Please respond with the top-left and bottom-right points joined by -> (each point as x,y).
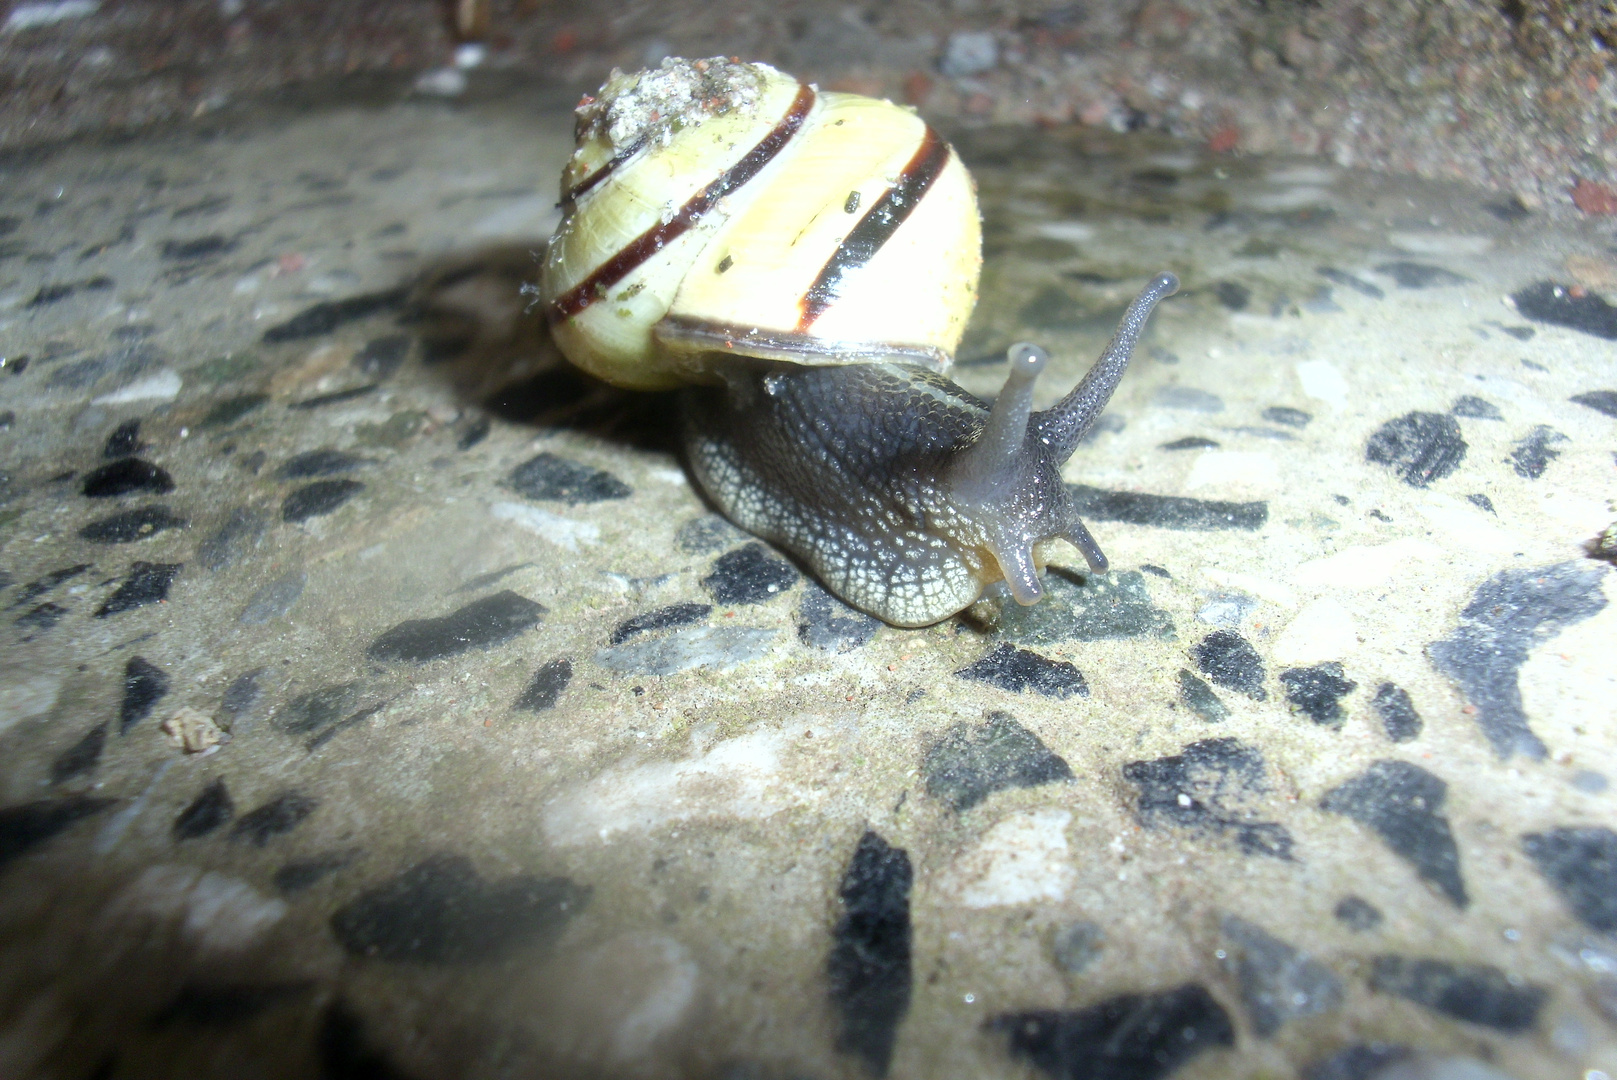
989,529 -> 1045,606
1062,517 -> 1110,575
1033,271 -> 1180,463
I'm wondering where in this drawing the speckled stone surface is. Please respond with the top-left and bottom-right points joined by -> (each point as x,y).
0,84 -> 1614,1080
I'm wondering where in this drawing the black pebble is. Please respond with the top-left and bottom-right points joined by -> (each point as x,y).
14,563 -> 91,607
675,514 -> 747,554
702,543 -> 799,606
1365,412 -> 1467,488
16,602 -> 68,631
1320,760 -> 1467,907
1213,281 -> 1251,310
1315,267 -> 1384,299
1261,406 -> 1312,428
28,277 -> 113,307
1375,261 -> 1469,289
368,590 -> 545,663
103,419 -> 141,458
1487,197 -> 1532,222
456,416 -> 490,450
1511,281 -> 1617,340
1192,630 -> 1266,700
922,712 -> 1073,812
150,981 -> 311,1028
51,722 -> 108,784
173,778 -> 234,840
78,505 -> 186,544
329,853 -> 588,963
282,479 -> 364,523
506,452 -> 631,504
1066,484 -> 1267,531
1369,956 -> 1546,1032
96,562 -> 182,617
515,658 -> 572,711
1450,395 -> 1502,420
82,457 -> 175,498
317,1000 -> 418,1080
1571,390 -> 1617,418
955,644 -> 1088,699
988,984 -> 1234,1080
286,385 -> 378,411
1279,663 -> 1357,727
1428,561 -> 1607,758
161,235 -> 235,261
1160,436 -> 1219,451
986,571 -> 1176,645
798,583 -> 881,651
354,334 -> 411,378
1333,896 -> 1383,932
276,683 -> 362,736
1139,564 -> 1171,578
1372,683 -> 1422,742
1509,425 -> 1568,479
1123,737 -> 1294,859
261,286 -> 410,344
200,393 -> 268,429
1521,826 -> 1617,932
229,791 -> 317,846
198,508 -> 266,571
1303,1044 -> 1410,1080
278,449 -> 366,479
219,670 -> 262,724
274,850 -> 357,894
1178,668 -> 1228,722
119,656 -> 169,733
1465,493 -> 1495,513
1220,915 -> 1343,1038
610,601 -> 711,645
0,795 -> 117,869
827,831 -> 912,1078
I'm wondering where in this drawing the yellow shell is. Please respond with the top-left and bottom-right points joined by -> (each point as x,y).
539,58 -> 982,391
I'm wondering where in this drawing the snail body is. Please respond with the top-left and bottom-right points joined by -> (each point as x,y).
540,58 -> 1177,627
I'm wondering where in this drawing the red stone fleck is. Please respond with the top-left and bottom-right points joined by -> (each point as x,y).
1571,179 -> 1617,215
903,71 -> 932,106
1208,125 -> 1240,153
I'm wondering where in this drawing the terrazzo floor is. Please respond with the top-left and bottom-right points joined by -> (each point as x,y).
0,71 -> 1614,1080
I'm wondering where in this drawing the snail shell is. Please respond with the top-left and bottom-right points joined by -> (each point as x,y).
539,58 -> 1178,627
539,57 -> 981,389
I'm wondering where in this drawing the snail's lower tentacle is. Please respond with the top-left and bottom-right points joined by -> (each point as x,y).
1033,271 -> 1180,464
1063,518 -> 1109,574
990,535 -> 1045,606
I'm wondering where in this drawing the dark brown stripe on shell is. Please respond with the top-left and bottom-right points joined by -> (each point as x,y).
795,126 -> 951,332
550,84 -> 817,322
562,135 -> 648,203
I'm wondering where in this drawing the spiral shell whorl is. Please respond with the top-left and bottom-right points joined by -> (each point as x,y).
539,57 -> 982,391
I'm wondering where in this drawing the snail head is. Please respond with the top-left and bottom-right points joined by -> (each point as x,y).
940,271 -> 1180,606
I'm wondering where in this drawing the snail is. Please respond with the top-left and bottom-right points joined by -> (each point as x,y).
538,57 -> 1178,627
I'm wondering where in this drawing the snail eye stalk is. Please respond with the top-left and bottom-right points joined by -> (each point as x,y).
1033,272 -> 1179,464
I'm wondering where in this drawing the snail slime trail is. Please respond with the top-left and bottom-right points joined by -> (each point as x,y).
540,57 -> 1177,626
